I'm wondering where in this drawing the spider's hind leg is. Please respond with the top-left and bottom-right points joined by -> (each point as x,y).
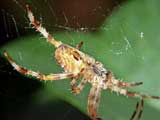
25,4 -> 62,48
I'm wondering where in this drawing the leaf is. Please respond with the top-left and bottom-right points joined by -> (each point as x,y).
1,0 -> 160,120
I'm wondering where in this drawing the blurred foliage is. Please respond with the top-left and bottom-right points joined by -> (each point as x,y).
1,0 -> 160,120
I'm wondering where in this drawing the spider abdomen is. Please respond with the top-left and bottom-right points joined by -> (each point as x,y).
55,44 -> 85,74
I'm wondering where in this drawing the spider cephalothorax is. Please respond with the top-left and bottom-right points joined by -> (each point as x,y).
4,4 -> 160,120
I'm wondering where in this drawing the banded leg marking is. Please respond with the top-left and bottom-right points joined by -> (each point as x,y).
76,41 -> 83,50
88,86 -> 101,120
4,51 -> 74,80
138,99 -> 144,120
130,99 -> 144,120
130,101 -> 140,120
113,79 -> 143,88
71,78 -> 87,94
110,86 -> 160,99
25,4 -> 62,48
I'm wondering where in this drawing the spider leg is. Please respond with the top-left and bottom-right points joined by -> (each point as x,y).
130,101 -> 140,120
110,86 -> 160,99
88,85 -> 102,120
25,4 -> 62,48
4,51 -> 75,80
130,99 -> 144,120
71,78 -> 87,94
137,99 -> 144,120
76,41 -> 83,50
113,79 -> 143,88
70,78 -> 77,89
70,68 -> 86,94
107,71 -> 143,88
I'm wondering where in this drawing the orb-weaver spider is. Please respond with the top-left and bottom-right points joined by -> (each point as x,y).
4,4 -> 160,120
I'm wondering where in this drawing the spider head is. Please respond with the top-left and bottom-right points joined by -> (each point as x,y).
91,61 -> 108,77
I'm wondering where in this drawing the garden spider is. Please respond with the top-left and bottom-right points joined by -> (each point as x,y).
4,4 -> 160,120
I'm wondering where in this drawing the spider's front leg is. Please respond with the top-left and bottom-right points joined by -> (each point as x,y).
4,51 -> 75,81
108,71 -> 143,88
113,79 -> 143,88
110,85 -> 160,99
109,86 -> 159,120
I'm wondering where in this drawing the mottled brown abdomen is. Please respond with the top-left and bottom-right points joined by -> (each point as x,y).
55,44 -> 85,74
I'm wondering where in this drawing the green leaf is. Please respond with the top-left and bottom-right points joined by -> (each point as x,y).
1,0 -> 160,119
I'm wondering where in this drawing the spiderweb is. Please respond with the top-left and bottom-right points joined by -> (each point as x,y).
1,0 -> 160,120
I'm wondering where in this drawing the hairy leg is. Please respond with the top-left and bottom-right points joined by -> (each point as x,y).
107,71 -> 143,88
71,78 -> 87,94
113,79 -> 143,88
25,4 -> 62,48
88,85 -> 101,120
106,71 -> 143,88
4,51 -> 75,80
110,86 -> 160,99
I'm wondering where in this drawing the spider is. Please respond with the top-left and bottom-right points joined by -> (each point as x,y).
3,4 -> 160,120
